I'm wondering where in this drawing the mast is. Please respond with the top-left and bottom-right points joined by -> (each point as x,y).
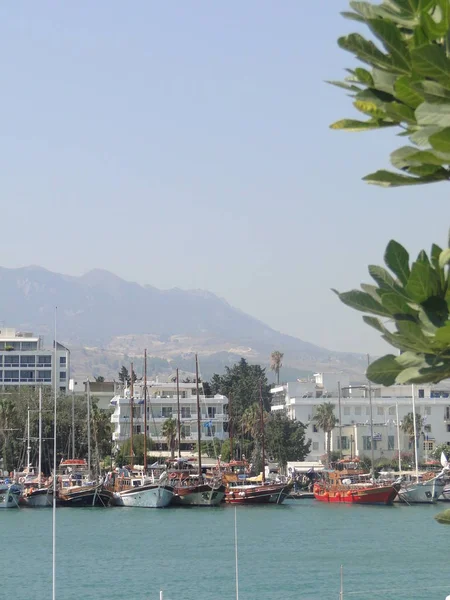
234,507 -> 239,600
395,401 -> 402,473
87,379 -> 91,474
130,362 -> 134,469
71,380 -> 75,459
229,392 -> 233,462
367,354 -> 375,481
195,354 -> 202,477
338,381 -> 342,459
412,384 -> 419,479
339,565 -> 344,600
38,387 -> 42,487
26,404 -> 31,473
52,307 -> 57,600
259,381 -> 266,484
176,368 -> 181,458
144,350 -> 147,472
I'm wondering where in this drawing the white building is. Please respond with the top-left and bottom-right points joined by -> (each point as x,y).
0,328 -> 70,393
110,380 -> 229,450
271,373 -> 450,463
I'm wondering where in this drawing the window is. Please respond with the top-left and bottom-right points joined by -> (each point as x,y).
162,407 -> 172,418
447,425 -> 450,433
37,355 -> 52,367
343,407 -> 350,416
313,425 -> 318,433
389,406 -> 396,416
20,356 -> 35,367
181,407 -> 191,418
423,441 -> 434,452
366,406 -> 371,416
418,389 -> 424,398
5,342 -> 20,351
0,370 -> 2,381
207,407 -> 217,418
20,370 -> 35,382
4,370 -> 19,382
337,436 -> 349,450
312,442 -> 319,451
424,406 -> 431,416
60,356 -> 66,366
21,341 -> 37,350
60,371 -> 66,381
134,425 -> 141,435
377,406 -> 384,416
363,436 -> 372,451
206,425 -> 216,437
37,370 -> 52,382
181,425 -> 191,438
354,406 -> 361,416
388,436 -> 395,451
60,386 -> 66,393
4,356 -> 19,367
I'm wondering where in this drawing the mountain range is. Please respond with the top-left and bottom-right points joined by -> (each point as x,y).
0,266 -> 367,380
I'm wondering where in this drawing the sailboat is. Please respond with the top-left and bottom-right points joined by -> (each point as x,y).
398,385 -> 448,504
223,382 -> 292,505
113,354 -> 174,508
170,355 -> 225,506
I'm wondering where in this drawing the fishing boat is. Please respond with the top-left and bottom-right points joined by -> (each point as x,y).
0,480 -> 21,508
57,458 -> 113,507
112,468 -> 173,508
170,356 -> 225,506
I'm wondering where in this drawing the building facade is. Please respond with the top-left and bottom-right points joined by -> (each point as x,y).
110,380 -> 229,449
271,373 -> 450,463
0,328 -> 70,393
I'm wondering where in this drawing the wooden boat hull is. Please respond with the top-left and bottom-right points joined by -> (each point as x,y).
0,484 -> 21,509
313,483 -> 398,505
225,483 -> 290,505
114,484 -> 173,508
172,483 -> 225,506
23,488 -> 53,508
57,485 -> 113,507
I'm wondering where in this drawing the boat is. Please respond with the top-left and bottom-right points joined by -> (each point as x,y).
313,458 -> 399,505
56,458 -> 113,507
223,383 -> 291,505
170,355 -> 225,506
0,479 -> 21,508
112,468 -> 173,508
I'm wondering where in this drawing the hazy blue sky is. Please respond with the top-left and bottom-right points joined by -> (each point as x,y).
2,2 -> 449,355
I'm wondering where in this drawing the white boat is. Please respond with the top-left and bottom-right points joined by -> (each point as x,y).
0,482 -> 21,508
398,472 -> 446,504
113,473 -> 173,508
24,486 -> 54,507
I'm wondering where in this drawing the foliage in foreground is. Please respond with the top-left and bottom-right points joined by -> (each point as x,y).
331,0 -> 450,187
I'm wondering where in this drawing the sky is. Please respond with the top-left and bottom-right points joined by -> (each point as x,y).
1,1 -> 449,356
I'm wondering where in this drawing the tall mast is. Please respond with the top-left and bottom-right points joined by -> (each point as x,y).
367,355 -> 375,481
259,381 -> 266,484
71,380 -> 75,459
144,350 -> 147,472
176,368 -> 181,458
38,387 -> 42,487
229,392 -> 233,461
412,384 -> 419,479
130,362 -> 134,469
338,381 -> 342,459
26,405 -> 31,473
87,379 -> 91,474
396,401 -> 402,473
52,307 -> 57,600
195,355 -> 202,477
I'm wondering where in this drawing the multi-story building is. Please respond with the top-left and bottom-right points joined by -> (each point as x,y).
0,328 -> 70,393
271,373 -> 450,463
110,380 -> 229,450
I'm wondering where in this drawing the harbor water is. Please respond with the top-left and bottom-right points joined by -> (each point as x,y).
2,499 -> 450,600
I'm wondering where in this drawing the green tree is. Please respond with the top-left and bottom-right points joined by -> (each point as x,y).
331,0 -> 450,188
270,351 -> 284,385
95,375 -> 105,383
431,442 -> 450,462
401,412 -> 424,460
265,412 -> 311,471
161,417 -> 177,458
116,434 -> 152,467
118,366 -> 137,386
313,403 -> 338,466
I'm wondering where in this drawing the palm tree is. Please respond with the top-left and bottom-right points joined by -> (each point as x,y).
313,402 -> 338,466
161,417 -> 177,458
401,412 -> 423,456
270,351 -> 284,385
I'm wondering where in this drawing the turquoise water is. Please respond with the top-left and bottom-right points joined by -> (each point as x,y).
2,500 -> 450,600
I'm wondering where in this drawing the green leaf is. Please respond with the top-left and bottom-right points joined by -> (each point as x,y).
396,351 -> 429,368
366,354 -> 403,385
405,261 -> 440,302
363,170 -> 443,186
372,68 -> 398,94
338,33 -> 399,72
384,101 -> 416,123
363,315 -> 388,333
354,100 -> 387,118
379,291 -> 417,315
409,125 -> 441,147
354,67 -> 374,86
327,80 -> 363,92
420,2 -> 449,40
429,128 -> 450,154
368,264 -> 400,290
416,102 -> 450,127
337,290 -> 392,316
360,283 -> 382,300
413,81 -> 450,103
396,321 -> 433,350
411,45 -> 450,89
367,18 -> 412,73
394,76 -> 424,109
439,248 -> 450,268
407,164 -> 447,177
431,243 -> 445,288
330,119 -> 393,131
435,324 -> 450,344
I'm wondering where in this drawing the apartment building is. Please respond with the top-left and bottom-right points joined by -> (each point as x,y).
0,328 -> 70,392
271,373 -> 450,463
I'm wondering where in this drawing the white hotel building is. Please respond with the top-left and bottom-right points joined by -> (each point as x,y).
0,328 -> 70,392
271,373 -> 450,463
110,380 -> 229,450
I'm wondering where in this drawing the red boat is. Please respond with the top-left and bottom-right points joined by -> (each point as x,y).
313,459 -> 398,505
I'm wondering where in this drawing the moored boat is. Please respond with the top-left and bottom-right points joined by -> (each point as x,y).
56,458 -> 113,507
0,481 -> 21,509
171,473 -> 225,506
398,471 -> 446,504
112,469 -> 173,508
